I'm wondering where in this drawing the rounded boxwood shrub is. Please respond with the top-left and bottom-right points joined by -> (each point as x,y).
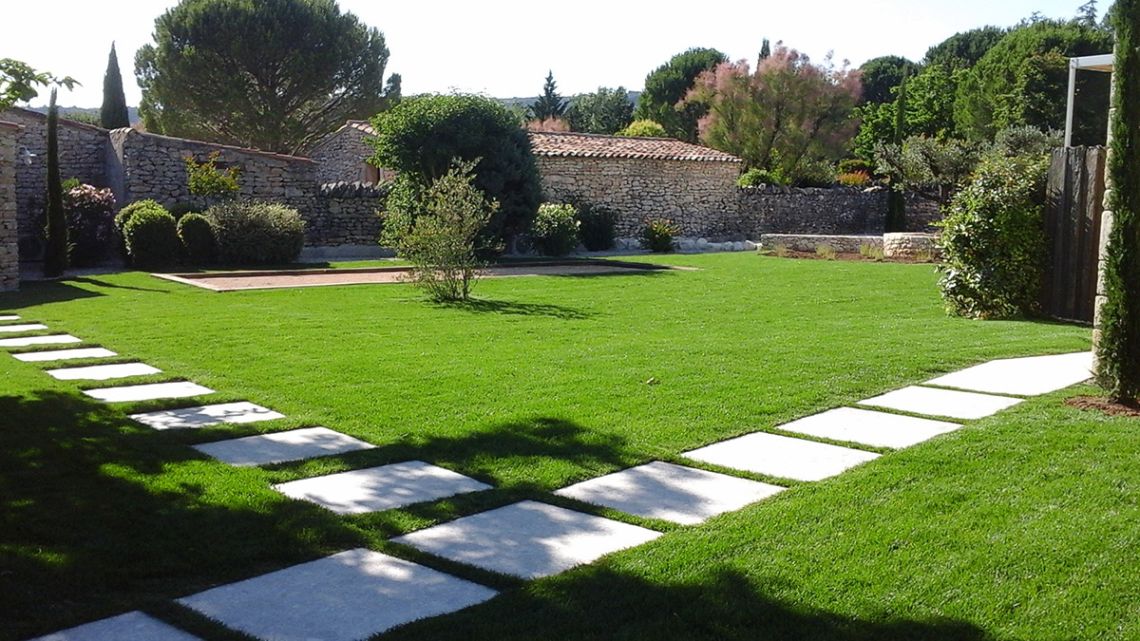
531,203 -> 580,256
178,213 -> 217,264
575,200 -> 618,251
123,208 -> 180,269
205,201 -> 305,265
115,199 -> 172,261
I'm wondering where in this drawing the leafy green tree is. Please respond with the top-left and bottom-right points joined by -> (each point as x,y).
135,0 -> 396,154
0,59 -> 76,110
1097,0 -> 1140,401
1076,0 -> 1100,27
634,47 -> 727,141
530,71 -> 566,121
923,25 -> 1007,70
43,88 -> 68,277
369,94 -> 541,248
100,43 -> 130,129
858,55 -> 918,104
565,87 -> 633,134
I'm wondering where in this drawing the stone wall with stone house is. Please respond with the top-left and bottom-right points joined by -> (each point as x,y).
308,121 -> 393,185
0,121 -> 20,291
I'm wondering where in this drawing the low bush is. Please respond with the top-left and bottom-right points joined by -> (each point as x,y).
617,119 -> 668,137
791,159 -> 837,188
838,158 -> 874,175
737,167 -> 790,187
837,171 -> 872,187
815,244 -> 838,260
531,203 -> 580,256
937,153 -> 1049,319
641,218 -> 679,253
114,200 -> 170,260
178,213 -> 217,264
64,184 -> 115,266
123,208 -> 179,269
574,200 -> 618,251
858,242 -> 884,261
204,201 -> 305,265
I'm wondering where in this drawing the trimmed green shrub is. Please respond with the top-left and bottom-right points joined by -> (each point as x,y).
737,167 -> 789,187
531,203 -> 580,256
641,218 -> 680,253
205,201 -> 305,265
574,200 -> 618,251
936,153 -> 1049,319
123,208 -> 179,269
114,199 -> 169,260
177,213 -> 217,264
617,119 -> 668,138
64,184 -> 116,267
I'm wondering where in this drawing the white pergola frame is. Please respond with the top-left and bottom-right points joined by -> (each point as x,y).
1065,53 -> 1114,147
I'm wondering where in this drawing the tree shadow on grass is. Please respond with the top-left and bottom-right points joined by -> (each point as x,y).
0,281 -> 103,311
0,390 -> 365,641
434,298 -> 594,320
382,565 -> 994,641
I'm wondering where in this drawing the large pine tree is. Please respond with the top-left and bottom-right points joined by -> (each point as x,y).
100,43 -> 129,129
529,71 -> 566,121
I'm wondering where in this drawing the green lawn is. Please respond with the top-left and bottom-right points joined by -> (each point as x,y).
1,253 -> 1134,641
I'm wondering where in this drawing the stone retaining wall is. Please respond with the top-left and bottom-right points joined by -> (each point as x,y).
735,186 -> 888,239
759,233 -> 883,254
308,182 -> 386,247
883,232 -> 939,260
0,121 -> 19,291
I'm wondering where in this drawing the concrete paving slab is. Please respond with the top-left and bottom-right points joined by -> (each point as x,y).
178,548 -> 496,641
779,407 -> 961,449
83,381 -> 214,403
683,431 -> 880,482
130,401 -> 284,430
555,461 -> 785,525
0,323 -> 48,333
27,611 -> 202,641
0,334 -> 82,348
46,362 -> 161,381
858,385 -> 1022,420
194,427 -> 376,467
12,347 -> 117,362
925,351 -> 1093,396
393,500 -> 662,579
0,315 -> 19,321
274,460 -> 491,514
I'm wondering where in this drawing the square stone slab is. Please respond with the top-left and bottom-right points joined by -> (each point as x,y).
779,407 -> 961,449
554,461 -> 785,525
683,431 -> 880,482
275,460 -> 491,514
178,548 -> 496,641
27,611 -> 202,641
925,352 -> 1093,396
46,362 -> 161,381
0,314 -> 19,321
0,323 -> 48,333
0,334 -> 82,348
194,427 -> 376,467
130,401 -> 285,430
858,386 -> 1022,420
83,381 -> 215,403
13,347 -> 118,362
393,500 -> 662,579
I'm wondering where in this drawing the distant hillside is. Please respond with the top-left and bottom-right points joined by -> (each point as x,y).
499,90 -> 640,110
25,106 -> 141,126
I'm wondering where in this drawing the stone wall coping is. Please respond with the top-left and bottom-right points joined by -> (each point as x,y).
2,106 -> 107,133
0,120 -> 23,131
120,127 -> 316,164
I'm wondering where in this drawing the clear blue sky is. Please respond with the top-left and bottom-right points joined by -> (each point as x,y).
1,0 -> 1107,108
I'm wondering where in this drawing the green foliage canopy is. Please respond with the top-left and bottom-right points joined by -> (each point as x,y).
858,55 -> 918,104
566,87 -> 633,134
634,47 -> 727,141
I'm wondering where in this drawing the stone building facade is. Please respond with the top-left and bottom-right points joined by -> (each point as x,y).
0,121 -> 19,291
308,121 -> 393,185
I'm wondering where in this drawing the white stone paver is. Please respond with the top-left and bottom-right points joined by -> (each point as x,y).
393,500 -> 662,579
46,362 -> 161,382
194,427 -> 376,467
0,323 -> 48,333
0,314 -> 19,321
275,460 -> 491,514
779,407 -> 962,449
12,347 -> 117,362
83,381 -> 214,403
130,401 -> 284,430
179,548 -> 496,641
858,385 -> 1022,420
683,431 -> 880,482
27,611 -> 202,641
555,461 -> 785,525
925,351 -> 1093,396
0,334 -> 82,348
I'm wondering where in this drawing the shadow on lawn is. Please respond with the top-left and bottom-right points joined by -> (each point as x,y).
0,390 -> 363,641
383,566 -> 993,641
0,280 -> 103,311
436,298 -> 594,320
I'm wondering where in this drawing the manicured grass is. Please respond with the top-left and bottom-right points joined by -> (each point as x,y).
1,253 -> 1129,641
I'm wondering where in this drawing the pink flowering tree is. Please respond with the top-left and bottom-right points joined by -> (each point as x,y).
683,44 -> 862,183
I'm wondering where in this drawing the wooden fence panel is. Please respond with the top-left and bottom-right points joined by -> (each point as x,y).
1042,146 -> 1105,323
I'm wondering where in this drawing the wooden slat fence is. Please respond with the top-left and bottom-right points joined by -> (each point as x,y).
1041,146 -> 1105,323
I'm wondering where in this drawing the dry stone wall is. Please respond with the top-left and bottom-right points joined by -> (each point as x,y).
0,122 -> 19,291
309,126 -> 378,184
309,182 -> 385,247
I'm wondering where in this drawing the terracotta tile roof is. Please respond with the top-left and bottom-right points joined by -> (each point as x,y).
346,120 -> 377,136
528,131 -> 741,163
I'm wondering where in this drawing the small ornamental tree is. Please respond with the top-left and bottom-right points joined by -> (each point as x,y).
1097,0 -> 1140,402
635,48 -> 727,141
185,152 -> 241,200
100,43 -> 130,129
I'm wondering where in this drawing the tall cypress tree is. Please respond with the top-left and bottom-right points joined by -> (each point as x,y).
529,71 -> 566,121
100,42 -> 130,129
886,70 -> 909,232
43,88 -> 68,277
1096,0 -> 1140,402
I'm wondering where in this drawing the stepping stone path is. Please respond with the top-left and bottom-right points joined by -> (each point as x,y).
555,461 -> 784,525
0,322 -> 48,333
178,548 -> 496,641
0,334 -> 81,348
393,500 -> 662,579
274,460 -> 491,514
46,362 -> 160,381
83,381 -> 214,403
130,401 -> 284,430
27,611 -> 202,641
194,427 -> 375,467
858,385 -> 1022,420
13,347 -> 117,362
779,407 -> 961,449
925,351 -> 1093,396
684,431 -> 881,482
0,314 -> 19,321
